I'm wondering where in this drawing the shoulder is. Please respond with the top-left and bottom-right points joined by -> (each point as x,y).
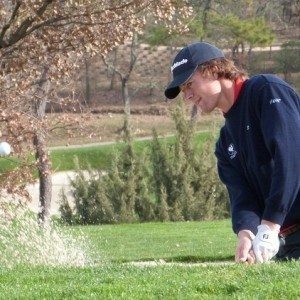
244,74 -> 299,109
245,74 -> 296,93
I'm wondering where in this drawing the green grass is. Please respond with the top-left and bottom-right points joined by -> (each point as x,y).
1,263 -> 300,299
0,131 -> 212,174
71,220 -> 235,263
1,219 -> 300,299
51,131 -> 211,172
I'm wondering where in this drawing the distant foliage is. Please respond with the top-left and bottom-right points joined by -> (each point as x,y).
59,103 -> 229,225
274,40 -> 300,84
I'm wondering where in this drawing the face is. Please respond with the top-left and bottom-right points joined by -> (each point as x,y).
180,70 -> 222,113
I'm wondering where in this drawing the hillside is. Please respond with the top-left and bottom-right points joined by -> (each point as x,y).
50,34 -> 300,115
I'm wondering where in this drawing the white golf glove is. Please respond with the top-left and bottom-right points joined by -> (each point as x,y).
252,224 -> 280,263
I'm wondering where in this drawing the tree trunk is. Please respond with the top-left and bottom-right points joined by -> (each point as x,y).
120,34 -> 137,126
84,56 -> 91,105
122,77 -> 130,119
109,48 -> 117,90
33,130 -> 52,226
201,0 -> 211,41
32,66 -> 52,226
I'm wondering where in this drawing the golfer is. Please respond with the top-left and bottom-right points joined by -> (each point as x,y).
164,42 -> 300,263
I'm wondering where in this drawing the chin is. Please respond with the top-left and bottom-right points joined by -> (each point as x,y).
201,107 -> 214,114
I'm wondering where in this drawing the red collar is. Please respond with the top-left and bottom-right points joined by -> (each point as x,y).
233,78 -> 246,104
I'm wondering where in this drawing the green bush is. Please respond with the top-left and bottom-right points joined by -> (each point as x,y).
59,103 -> 230,225
149,102 -> 229,222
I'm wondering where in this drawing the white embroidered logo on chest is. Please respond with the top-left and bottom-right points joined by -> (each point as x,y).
228,143 -> 237,159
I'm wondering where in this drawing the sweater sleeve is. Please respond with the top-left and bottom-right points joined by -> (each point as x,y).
256,80 -> 300,225
215,137 -> 261,235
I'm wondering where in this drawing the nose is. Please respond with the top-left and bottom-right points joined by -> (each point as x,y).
182,90 -> 193,102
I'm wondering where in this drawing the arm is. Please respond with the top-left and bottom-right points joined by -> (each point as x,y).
251,79 -> 300,262
215,139 -> 260,263
215,138 -> 261,235
257,81 -> 300,225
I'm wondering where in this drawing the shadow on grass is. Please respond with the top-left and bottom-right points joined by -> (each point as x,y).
115,255 -> 234,264
165,255 -> 234,263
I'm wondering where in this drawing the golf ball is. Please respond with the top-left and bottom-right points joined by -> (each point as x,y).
0,142 -> 11,156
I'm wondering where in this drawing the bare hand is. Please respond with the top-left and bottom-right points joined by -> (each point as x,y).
235,230 -> 255,264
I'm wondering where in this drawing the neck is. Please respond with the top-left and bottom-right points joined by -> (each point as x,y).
217,79 -> 235,113
218,76 -> 247,113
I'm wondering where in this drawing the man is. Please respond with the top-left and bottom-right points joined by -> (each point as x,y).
164,42 -> 300,264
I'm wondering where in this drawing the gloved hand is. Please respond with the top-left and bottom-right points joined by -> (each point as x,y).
252,224 -> 280,263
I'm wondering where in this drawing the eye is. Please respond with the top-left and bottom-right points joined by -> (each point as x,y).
180,80 -> 192,92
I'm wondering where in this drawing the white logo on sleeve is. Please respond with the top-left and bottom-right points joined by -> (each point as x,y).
171,59 -> 188,72
270,98 -> 281,104
228,143 -> 237,159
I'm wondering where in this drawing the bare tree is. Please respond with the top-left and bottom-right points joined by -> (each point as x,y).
101,34 -> 138,119
0,0 -> 192,224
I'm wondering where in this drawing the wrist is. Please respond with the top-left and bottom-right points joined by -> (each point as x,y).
260,220 -> 280,232
238,229 -> 255,240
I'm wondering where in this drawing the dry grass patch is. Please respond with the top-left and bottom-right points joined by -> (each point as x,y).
46,111 -> 224,147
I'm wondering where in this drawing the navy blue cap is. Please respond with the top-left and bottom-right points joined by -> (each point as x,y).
164,42 -> 225,99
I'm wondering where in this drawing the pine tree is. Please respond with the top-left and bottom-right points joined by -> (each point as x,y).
170,200 -> 184,222
135,177 -> 156,222
59,189 -> 74,225
89,176 -> 115,224
157,185 -> 170,222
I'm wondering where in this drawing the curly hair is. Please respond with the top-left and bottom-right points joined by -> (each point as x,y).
198,58 -> 248,81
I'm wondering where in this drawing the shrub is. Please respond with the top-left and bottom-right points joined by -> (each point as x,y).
149,101 -> 229,222
59,160 -> 115,225
59,102 -> 230,224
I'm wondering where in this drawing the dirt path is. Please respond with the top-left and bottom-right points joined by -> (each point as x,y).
26,171 -> 81,215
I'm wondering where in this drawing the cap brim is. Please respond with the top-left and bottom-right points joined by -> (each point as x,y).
164,67 -> 196,99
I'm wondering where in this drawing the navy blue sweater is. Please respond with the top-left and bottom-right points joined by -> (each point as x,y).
215,74 -> 300,235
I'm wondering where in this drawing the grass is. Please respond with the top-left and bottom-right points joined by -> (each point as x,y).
0,219 -> 300,299
72,220 -> 236,263
0,131 -> 213,173
1,263 -> 300,299
1,111 -> 299,298
50,130 -> 212,171
46,111 -> 224,147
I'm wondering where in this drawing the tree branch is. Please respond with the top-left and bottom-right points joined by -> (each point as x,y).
24,4 -> 146,32
101,53 -> 123,79
0,1 -> 22,48
2,0 -> 151,49
7,0 -> 54,46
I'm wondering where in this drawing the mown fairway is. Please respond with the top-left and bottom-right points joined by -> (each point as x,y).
1,220 -> 300,299
0,131 -> 212,173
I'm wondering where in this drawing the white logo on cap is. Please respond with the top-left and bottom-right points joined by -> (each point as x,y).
171,59 -> 188,72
